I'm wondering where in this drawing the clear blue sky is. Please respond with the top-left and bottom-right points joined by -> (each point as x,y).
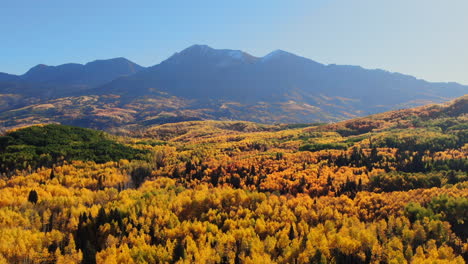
1,0 -> 467,84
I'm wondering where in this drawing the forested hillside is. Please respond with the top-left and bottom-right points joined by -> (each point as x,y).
0,97 -> 466,263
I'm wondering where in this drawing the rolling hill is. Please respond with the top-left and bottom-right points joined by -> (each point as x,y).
0,97 -> 466,263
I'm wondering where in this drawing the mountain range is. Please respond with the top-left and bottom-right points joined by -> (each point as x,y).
0,57 -> 143,97
0,44 -> 466,131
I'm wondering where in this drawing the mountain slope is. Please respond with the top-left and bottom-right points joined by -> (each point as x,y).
22,57 -> 144,87
0,57 -> 145,98
311,95 -> 468,136
0,73 -> 20,82
0,45 -> 466,129
95,45 -> 466,109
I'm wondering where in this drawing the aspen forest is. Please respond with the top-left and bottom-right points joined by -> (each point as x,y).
0,96 -> 467,264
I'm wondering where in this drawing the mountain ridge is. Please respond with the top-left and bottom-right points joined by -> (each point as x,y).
92,44 -> 466,108
0,44 -> 466,130
0,57 -> 145,98
2,45 -> 467,87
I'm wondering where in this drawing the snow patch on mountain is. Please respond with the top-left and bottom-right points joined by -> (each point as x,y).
261,50 -> 289,61
226,50 -> 244,60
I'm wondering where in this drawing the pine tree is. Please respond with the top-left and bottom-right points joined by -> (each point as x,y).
289,225 -> 295,240
173,239 -> 186,263
28,190 -> 38,204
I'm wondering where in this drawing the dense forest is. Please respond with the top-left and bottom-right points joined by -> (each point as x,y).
0,96 -> 466,263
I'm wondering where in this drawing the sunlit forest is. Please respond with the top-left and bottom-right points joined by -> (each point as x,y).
0,96 -> 466,264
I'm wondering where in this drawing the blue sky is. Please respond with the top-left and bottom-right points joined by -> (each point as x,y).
1,0 -> 467,84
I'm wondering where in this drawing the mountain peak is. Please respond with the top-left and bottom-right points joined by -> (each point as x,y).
86,57 -> 130,64
23,64 -> 54,77
182,44 -> 214,54
85,57 -> 142,69
162,45 -> 256,66
26,64 -> 49,72
261,49 -> 296,61
16,57 -> 145,90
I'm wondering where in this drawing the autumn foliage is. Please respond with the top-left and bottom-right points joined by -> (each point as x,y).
0,98 -> 466,263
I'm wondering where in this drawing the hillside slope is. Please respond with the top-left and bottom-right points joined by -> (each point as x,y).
0,98 -> 466,263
